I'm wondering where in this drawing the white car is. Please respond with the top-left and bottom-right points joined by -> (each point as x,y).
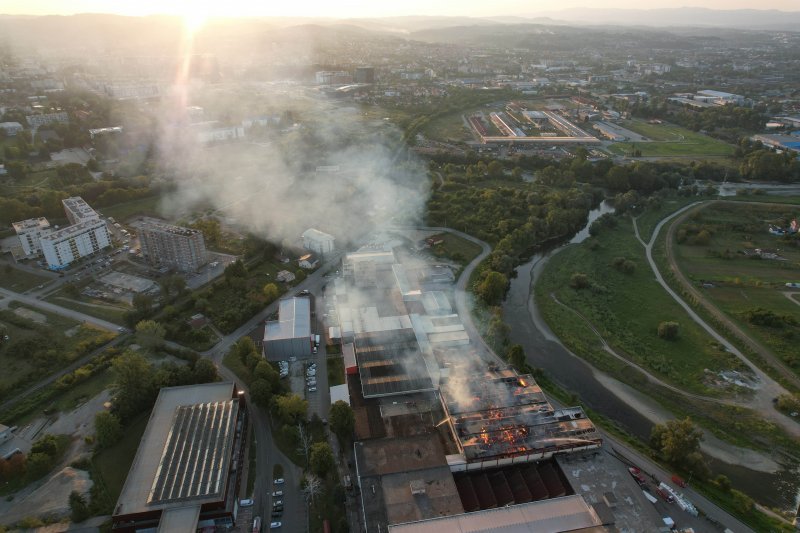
274,478 -> 285,485
272,490 -> 283,497
239,498 -> 254,507
270,522 -> 282,529
308,386 -> 317,393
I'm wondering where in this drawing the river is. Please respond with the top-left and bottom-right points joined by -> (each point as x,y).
502,199 -> 799,510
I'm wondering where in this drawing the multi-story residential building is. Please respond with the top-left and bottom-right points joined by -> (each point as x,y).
62,196 -> 100,225
133,219 -> 208,272
40,219 -> 111,269
25,111 -> 69,128
12,217 -> 52,256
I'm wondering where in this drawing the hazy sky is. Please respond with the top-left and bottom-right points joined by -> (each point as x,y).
3,0 -> 799,18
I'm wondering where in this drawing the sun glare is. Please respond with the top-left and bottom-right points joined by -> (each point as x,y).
182,11 -> 208,35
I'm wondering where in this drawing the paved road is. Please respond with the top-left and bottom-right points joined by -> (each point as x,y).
0,287 -> 120,332
634,203 -> 800,439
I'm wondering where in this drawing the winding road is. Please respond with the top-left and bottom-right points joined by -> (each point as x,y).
633,203 -> 800,439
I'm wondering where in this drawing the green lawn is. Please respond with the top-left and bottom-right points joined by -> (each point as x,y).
672,201 -> 800,373
422,113 -> 474,142
327,356 -> 345,387
536,217 -> 747,396
92,414 -> 149,503
606,119 -> 735,157
635,194 -> 713,243
428,232 -> 483,265
98,195 -> 163,222
0,265 -> 52,291
46,292 -> 128,324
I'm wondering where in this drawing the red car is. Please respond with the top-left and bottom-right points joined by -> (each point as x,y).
628,467 -> 646,486
671,475 -> 687,488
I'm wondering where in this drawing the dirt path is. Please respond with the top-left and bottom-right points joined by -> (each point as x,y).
782,291 -> 800,308
632,205 -> 800,439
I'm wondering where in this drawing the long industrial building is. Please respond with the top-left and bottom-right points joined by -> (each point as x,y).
112,382 -> 248,532
39,197 -> 111,269
132,218 -> 208,273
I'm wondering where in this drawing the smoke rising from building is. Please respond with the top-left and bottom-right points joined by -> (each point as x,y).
154,90 -> 430,246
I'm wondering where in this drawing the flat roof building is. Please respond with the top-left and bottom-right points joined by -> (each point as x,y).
263,297 -> 313,360
388,494 -> 605,533
132,218 -> 208,273
12,217 -> 52,256
62,196 -> 100,225
41,218 -> 110,270
112,382 -> 248,532
302,228 -> 336,255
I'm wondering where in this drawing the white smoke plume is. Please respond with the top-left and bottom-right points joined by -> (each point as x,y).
154,87 -> 430,247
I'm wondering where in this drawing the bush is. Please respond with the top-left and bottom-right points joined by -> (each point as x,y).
657,321 -> 680,340
569,273 -> 591,290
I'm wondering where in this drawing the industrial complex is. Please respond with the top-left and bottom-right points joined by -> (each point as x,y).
468,103 -> 600,145
321,241 -> 607,532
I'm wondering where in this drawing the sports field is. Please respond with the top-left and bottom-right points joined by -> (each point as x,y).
607,119 -> 735,157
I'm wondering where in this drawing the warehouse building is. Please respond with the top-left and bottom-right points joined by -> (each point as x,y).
111,382 -> 248,532
132,218 -> 208,273
263,296 -> 313,360
12,217 -> 52,257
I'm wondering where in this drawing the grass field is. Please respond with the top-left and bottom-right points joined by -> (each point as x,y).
422,113 -> 474,142
428,232 -> 483,265
635,194 -> 713,243
93,414 -> 149,504
327,355 -> 345,387
0,305 -> 114,391
46,292 -> 128,324
672,201 -> 800,373
98,195 -> 164,222
536,216 -> 747,396
0,265 -> 52,291
607,119 -> 735,157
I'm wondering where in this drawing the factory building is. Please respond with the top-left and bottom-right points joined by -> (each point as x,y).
111,382 -> 248,532
263,297 -> 313,360
12,217 -> 52,257
302,228 -> 336,255
132,218 -> 208,273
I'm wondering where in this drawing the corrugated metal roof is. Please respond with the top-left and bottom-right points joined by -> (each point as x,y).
265,297 -> 311,340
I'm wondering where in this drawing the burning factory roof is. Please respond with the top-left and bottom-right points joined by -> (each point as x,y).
355,329 -> 434,398
440,366 -> 601,465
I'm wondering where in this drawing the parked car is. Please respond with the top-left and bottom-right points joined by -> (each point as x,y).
269,522 -> 281,529
272,499 -> 283,507
272,491 -> 283,497
274,478 -> 285,485
240,498 -> 254,507
308,386 -> 317,393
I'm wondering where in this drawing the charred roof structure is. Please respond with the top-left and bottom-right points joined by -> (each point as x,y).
440,366 -> 601,471
354,329 -> 434,398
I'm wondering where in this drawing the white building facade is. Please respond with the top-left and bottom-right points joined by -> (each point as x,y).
302,228 -> 335,255
41,219 -> 111,269
12,217 -> 52,256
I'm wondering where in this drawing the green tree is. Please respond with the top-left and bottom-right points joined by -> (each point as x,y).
650,417 -> 703,465
309,442 -> 334,478
657,321 -> 680,341
263,283 -> 280,303
25,452 -> 54,480
69,491 -> 91,523
94,411 -> 123,449
329,400 -> 355,445
193,358 -> 218,383
274,394 -> 308,425
476,271 -> 508,306
254,361 -> 280,391
506,344 -> 527,370
250,379 -> 273,408
714,474 -> 732,493
569,273 -> 591,290
135,320 -> 166,352
112,351 -> 156,420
